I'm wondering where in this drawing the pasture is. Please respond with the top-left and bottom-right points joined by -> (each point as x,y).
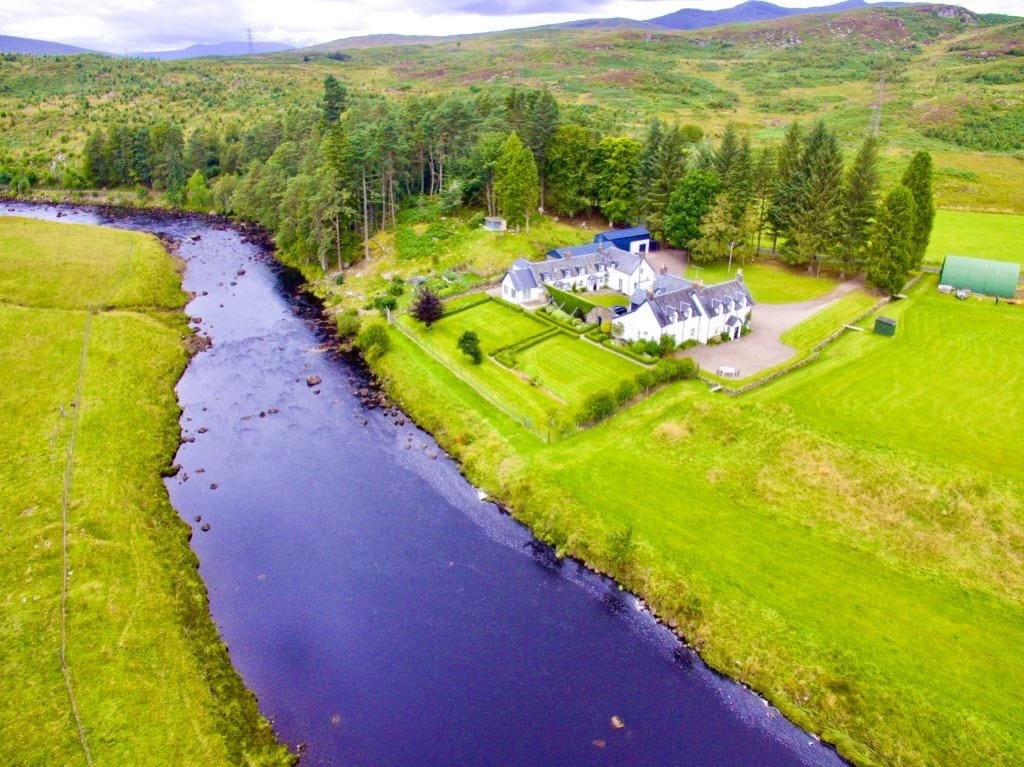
0,216 -> 287,766
925,209 -> 1024,266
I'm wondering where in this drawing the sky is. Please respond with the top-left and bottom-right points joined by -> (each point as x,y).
0,0 -> 1020,52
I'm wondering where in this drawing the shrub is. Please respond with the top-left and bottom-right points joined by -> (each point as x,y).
334,273 -> 345,286
336,309 -> 361,340
659,334 -> 677,357
720,330 -> 730,343
388,276 -> 405,296
370,294 -> 398,316
614,378 -> 639,406
600,320 -> 612,334
457,330 -> 483,364
356,320 -> 391,359
579,391 -> 617,424
682,338 -> 698,349
631,338 -> 661,357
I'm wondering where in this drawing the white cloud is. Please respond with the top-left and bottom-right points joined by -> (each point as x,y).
0,0 -> 1017,52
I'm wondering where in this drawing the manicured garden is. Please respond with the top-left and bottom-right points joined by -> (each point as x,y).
0,217 -> 288,766
398,297 -> 649,435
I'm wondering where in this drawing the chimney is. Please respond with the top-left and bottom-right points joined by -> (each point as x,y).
694,278 -> 704,292
735,268 -> 744,282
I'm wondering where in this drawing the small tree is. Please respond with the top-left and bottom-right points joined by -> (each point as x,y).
457,330 -> 482,364
356,320 -> 390,360
411,288 -> 444,327
184,169 -> 212,212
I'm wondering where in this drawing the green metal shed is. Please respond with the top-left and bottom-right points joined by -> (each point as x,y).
939,255 -> 1020,299
874,316 -> 897,337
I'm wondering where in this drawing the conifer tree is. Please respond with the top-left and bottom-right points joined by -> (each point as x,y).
663,169 -> 720,249
645,125 -> 688,239
526,88 -> 559,211
494,132 -> 540,230
320,75 -> 348,124
767,121 -> 803,250
839,134 -> 880,276
751,146 -> 776,255
595,135 -> 642,226
901,151 -> 935,268
785,121 -> 844,273
867,185 -> 916,295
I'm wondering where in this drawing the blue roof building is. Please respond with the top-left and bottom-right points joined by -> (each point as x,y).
594,226 -> 653,255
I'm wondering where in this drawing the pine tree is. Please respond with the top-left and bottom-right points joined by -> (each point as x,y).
750,146 -> 777,255
901,151 -> 935,268
494,132 -> 540,230
839,134 -> 880,276
545,124 -> 598,217
767,121 -> 803,250
638,119 -> 664,218
866,185 -> 916,295
645,125 -> 688,240
321,75 -> 348,124
785,121 -> 844,273
526,89 -> 559,211
714,124 -> 740,181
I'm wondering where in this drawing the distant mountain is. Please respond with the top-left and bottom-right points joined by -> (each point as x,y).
542,17 -> 664,31
0,35 -> 99,56
648,0 -> 904,30
129,42 -> 292,60
302,34 -> 465,52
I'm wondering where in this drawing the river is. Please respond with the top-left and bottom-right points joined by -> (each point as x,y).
3,203 -> 846,766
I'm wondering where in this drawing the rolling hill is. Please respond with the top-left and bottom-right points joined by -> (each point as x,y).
129,42 -> 293,59
0,35 -> 99,56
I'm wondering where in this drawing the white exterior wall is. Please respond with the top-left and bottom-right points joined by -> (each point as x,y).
501,274 -> 545,305
628,238 -> 651,255
615,303 -> 661,341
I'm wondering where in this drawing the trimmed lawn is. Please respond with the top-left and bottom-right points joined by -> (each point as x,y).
685,258 -> 838,303
0,218 -> 287,766
515,334 -> 642,404
429,299 -> 548,354
779,288 -> 879,352
763,274 -> 1024,477
585,292 -> 630,307
925,209 -> 1024,266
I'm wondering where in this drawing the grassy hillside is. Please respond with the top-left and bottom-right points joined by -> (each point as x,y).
368,232 -> 1024,767
0,217 -> 289,765
0,5 -> 1021,211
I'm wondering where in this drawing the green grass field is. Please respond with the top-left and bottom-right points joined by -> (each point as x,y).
778,288 -> 880,351
925,209 -> 1024,266
369,247 -> 1024,765
686,258 -> 839,303
766,275 -> 1024,476
514,334 -> 642,404
399,298 -> 648,433
0,217 -> 288,765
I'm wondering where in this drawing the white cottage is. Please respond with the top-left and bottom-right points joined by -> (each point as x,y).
616,277 -> 754,345
501,245 -> 655,305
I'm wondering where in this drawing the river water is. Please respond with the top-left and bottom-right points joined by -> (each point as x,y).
4,203 -> 846,766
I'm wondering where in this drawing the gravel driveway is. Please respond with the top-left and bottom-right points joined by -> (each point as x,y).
681,279 -> 864,377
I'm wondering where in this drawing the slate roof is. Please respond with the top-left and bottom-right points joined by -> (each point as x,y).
645,278 -> 754,328
596,226 -> 650,242
508,267 -> 539,291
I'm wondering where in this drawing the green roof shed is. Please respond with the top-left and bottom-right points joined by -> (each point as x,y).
939,255 -> 1020,299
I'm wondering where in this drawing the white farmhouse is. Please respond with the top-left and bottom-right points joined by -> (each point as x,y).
501,244 -> 656,305
617,277 -> 754,345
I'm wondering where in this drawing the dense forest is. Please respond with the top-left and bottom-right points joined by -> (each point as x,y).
72,75 -> 932,294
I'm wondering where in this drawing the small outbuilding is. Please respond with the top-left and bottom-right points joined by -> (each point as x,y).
874,316 -> 897,337
939,255 -> 1019,299
595,227 -> 652,255
483,217 -> 507,232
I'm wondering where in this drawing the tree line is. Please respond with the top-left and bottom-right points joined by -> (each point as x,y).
77,75 -> 932,292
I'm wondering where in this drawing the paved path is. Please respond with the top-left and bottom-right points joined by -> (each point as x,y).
681,279 -> 864,377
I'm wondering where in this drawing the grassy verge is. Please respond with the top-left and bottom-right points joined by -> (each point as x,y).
367,266 -> 1024,766
0,217 -> 289,765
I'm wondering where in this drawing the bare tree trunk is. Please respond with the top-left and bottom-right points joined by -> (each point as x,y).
362,167 -> 370,262
334,212 -> 342,272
